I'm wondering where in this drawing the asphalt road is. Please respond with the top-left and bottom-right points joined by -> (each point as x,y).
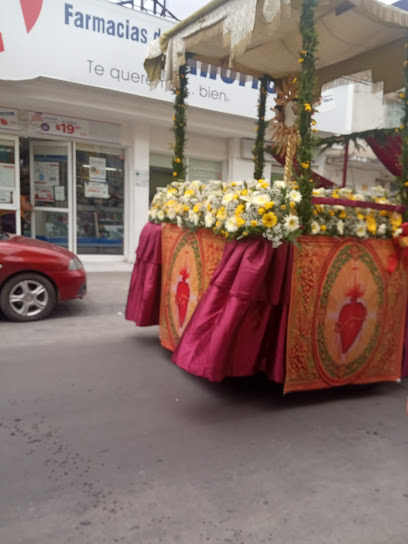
1,272 -> 408,544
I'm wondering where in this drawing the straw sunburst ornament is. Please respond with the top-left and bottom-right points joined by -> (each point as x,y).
270,76 -> 300,157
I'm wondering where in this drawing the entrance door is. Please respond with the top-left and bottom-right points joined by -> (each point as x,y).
29,141 -> 72,250
0,136 -> 20,235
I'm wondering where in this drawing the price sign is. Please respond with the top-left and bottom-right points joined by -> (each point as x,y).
30,113 -> 90,138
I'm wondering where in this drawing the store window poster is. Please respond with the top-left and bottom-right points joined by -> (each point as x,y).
0,163 -> 15,188
89,157 -> 106,182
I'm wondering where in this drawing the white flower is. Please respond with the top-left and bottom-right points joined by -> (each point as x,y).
312,187 -> 325,196
273,180 -> 286,189
284,215 -> 300,232
378,223 -> 386,236
311,221 -> 320,234
222,192 -> 235,205
150,208 -> 158,219
204,212 -> 215,228
225,217 -> 238,233
167,208 -> 176,220
252,193 -> 270,206
192,213 -> 200,226
393,227 -> 402,238
176,216 -> 183,229
337,220 -> 344,235
354,193 -> 365,201
356,222 -> 367,238
157,210 -> 165,221
289,190 -> 302,203
333,205 -> 345,212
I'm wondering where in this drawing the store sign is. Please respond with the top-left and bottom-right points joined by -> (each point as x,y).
0,0 -> 350,129
0,0 -> 268,119
0,108 -> 121,143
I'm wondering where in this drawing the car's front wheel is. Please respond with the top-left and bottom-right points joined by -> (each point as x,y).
0,273 -> 56,322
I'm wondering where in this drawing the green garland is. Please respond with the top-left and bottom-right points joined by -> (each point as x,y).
253,76 -> 269,180
296,0 -> 319,226
397,40 -> 408,216
172,64 -> 188,181
318,128 -> 396,151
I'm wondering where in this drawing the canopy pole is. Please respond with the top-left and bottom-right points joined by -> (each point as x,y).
172,64 -> 188,181
253,76 -> 269,181
341,139 -> 349,188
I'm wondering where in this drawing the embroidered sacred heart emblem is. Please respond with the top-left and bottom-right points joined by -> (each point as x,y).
175,268 -> 190,328
335,298 -> 367,354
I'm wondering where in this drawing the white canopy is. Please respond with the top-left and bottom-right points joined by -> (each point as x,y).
145,0 -> 408,93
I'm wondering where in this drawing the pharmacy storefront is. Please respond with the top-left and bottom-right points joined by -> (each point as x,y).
0,0 -> 346,264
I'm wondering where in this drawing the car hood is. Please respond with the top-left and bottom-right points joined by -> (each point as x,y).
6,236 -> 75,259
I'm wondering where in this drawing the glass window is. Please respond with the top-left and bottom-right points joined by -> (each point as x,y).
76,144 -> 125,255
0,138 -> 18,234
33,210 -> 69,248
32,144 -> 69,209
150,153 -> 173,203
188,158 -> 222,182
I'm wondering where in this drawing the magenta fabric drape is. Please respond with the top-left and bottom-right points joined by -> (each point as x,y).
366,135 -> 402,177
270,148 -> 335,188
125,222 -> 162,326
172,238 -> 293,382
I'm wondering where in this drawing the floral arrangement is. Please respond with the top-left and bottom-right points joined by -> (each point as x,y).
149,180 -> 403,246
149,179 -> 302,247
309,186 -> 403,239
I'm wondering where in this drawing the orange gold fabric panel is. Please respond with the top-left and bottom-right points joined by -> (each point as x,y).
285,236 -> 408,393
160,224 -> 225,351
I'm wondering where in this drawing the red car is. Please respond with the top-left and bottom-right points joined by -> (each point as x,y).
0,233 -> 86,322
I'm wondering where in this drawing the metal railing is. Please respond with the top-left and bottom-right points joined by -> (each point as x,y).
115,0 -> 179,20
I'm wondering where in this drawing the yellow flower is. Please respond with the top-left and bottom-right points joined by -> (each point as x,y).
404,61 -> 408,67
262,212 -> 278,228
236,217 -> 246,227
215,221 -> 222,228
250,220 -> 258,227
242,232 -> 248,236
301,50 -> 307,55
216,207 -> 227,220
175,157 -> 181,163
183,205 -> 189,212
265,201 -> 275,210
233,193 -> 239,200
231,182 -> 237,186
311,119 -> 317,126
380,210 -> 388,217
320,224 -> 327,232
404,181 -> 408,187
400,124 -> 405,130
313,210 -> 318,215
391,212 -> 402,228
173,172 -> 177,177
298,58 -> 304,63
300,162 -> 310,169
258,207 -> 265,215
312,129 -> 318,133
172,116 -> 176,122
339,211 -> 347,219
281,204 -> 287,210
184,189 -> 194,197
304,103 -> 312,112
366,215 -> 377,234
290,201 -> 296,210
329,210 -> 335,217
241,189 -> 248,196
193,204 -> 201,213
400,92 -> 406,99
357,213 -> 365,221
293,77 -> 297,84
168,187 -> 177,193
235,204 -> 245,215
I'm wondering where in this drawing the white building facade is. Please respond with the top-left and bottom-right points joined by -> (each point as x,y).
0,0 -> 352,267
